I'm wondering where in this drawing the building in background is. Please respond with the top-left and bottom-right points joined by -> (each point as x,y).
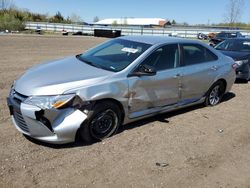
95,18 -> 171,27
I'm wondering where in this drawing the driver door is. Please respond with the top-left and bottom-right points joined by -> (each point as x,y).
128,44 -> 181,118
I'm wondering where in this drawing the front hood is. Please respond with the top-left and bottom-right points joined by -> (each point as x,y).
15,56 -> 112,96
219,50 -> 250,61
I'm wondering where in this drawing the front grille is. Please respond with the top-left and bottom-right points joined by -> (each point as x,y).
13,110 -> 29,133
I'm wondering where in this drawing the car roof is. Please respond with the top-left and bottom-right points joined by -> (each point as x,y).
219,31 -> 240,33
224,38 -> 250,41
119,35 -> 199,45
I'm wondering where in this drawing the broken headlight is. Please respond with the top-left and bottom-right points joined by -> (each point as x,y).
24,94 -> 76,109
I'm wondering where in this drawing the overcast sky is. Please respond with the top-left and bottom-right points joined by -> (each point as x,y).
14,0 -> 250,24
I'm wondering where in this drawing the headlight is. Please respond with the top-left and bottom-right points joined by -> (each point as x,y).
235,59 -> 249,66
9,81 -> 16,96
24,94 -> 75,109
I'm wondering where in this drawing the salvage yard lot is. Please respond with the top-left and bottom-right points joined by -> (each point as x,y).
0,35 -> 250,188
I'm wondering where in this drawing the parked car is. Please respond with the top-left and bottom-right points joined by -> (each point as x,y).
35,26 -> 42,35
72,31 -> 83,36
215,38 -> 250,82
209,31 -> 243,47
197,33 -> 208,40
62,30 -> 68,36
7,36 -> 236,144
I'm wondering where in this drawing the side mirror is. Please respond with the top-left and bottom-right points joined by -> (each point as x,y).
128,65 -> 156,77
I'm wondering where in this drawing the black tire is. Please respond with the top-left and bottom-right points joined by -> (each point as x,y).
243,78 -> 249,83
247,64 -> 250,82
204,81 -> 225,106
80,101 -> 122,144
241,65 -> 250,83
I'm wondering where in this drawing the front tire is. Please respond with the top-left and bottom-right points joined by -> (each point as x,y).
247,64 -> 250,82
80,101 -> 122,144
205,81 -> 225,106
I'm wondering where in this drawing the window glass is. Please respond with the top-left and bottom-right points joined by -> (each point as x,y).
216,33 -> 227,38
229,33 -> 237,38
141,44 -> 179,71
182,44 -> 217,66
206,49 -> 218,62
78,39 -> 151,72
216,32 -> 239,38
215,39 -> 250,52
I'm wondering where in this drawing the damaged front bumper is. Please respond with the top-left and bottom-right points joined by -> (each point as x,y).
7,92 -> 88,144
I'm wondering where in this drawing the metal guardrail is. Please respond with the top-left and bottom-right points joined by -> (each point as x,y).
25,22 -> 250,38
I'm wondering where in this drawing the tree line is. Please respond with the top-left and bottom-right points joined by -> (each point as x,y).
0,9 -> 75,31
0,0 -> 249,31
0,0 -> 81,31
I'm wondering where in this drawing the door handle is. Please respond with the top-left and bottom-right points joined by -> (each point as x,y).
211,66 -> 218,71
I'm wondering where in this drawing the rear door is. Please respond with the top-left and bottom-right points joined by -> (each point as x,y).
179,43 -> 219,104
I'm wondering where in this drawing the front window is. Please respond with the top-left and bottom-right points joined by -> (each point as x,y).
215,40 -> 250,52
140,44 -> 179,71
77,39 -> 151,72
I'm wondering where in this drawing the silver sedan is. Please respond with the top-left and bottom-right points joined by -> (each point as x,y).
7,36 -> 236,144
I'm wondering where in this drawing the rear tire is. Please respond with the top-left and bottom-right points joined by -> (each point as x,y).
205,81 -> 225,106
80,101 -> 122,144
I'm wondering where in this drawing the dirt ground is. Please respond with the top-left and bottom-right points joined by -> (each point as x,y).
0,35 -> 250,188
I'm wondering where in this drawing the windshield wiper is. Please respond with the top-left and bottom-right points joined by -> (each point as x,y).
76,55 -> 113,71
76,55 -> 99,67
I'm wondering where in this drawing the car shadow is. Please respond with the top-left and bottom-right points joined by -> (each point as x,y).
24,92 -> 236,149
23,134 -> 87,149
120,92 -> 236,132
221,92 -> 235,103
235,79 -> 249,84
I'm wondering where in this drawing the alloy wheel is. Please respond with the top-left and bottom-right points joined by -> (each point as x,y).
209,85 -> 221,105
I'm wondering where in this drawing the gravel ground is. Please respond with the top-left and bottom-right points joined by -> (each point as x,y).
0,35 -> 250,188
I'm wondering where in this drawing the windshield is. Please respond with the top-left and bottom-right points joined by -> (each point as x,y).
216,33 -> 227,38
77,39 -> 151,72
215,40 -> 250,52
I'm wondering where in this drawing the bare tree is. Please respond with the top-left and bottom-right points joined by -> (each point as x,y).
112,20 -> 118,26
93,16 -> 99,23
0,0 -> 13,10
123,17 -> 128,26
224,0 -> 244,25
70,13 -> 82,23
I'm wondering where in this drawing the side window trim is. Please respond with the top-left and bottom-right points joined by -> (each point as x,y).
180,44 -> 185,67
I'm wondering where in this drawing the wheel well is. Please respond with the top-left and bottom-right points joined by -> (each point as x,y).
75,98 -> 126,142
204,79 -> 227,98
215,79 -> 227,92
95,98 -> 125,124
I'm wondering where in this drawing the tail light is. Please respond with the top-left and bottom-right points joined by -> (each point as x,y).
232,63 -> 238,70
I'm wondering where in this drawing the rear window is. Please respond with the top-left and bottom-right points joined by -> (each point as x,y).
182,44 -> 218,66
